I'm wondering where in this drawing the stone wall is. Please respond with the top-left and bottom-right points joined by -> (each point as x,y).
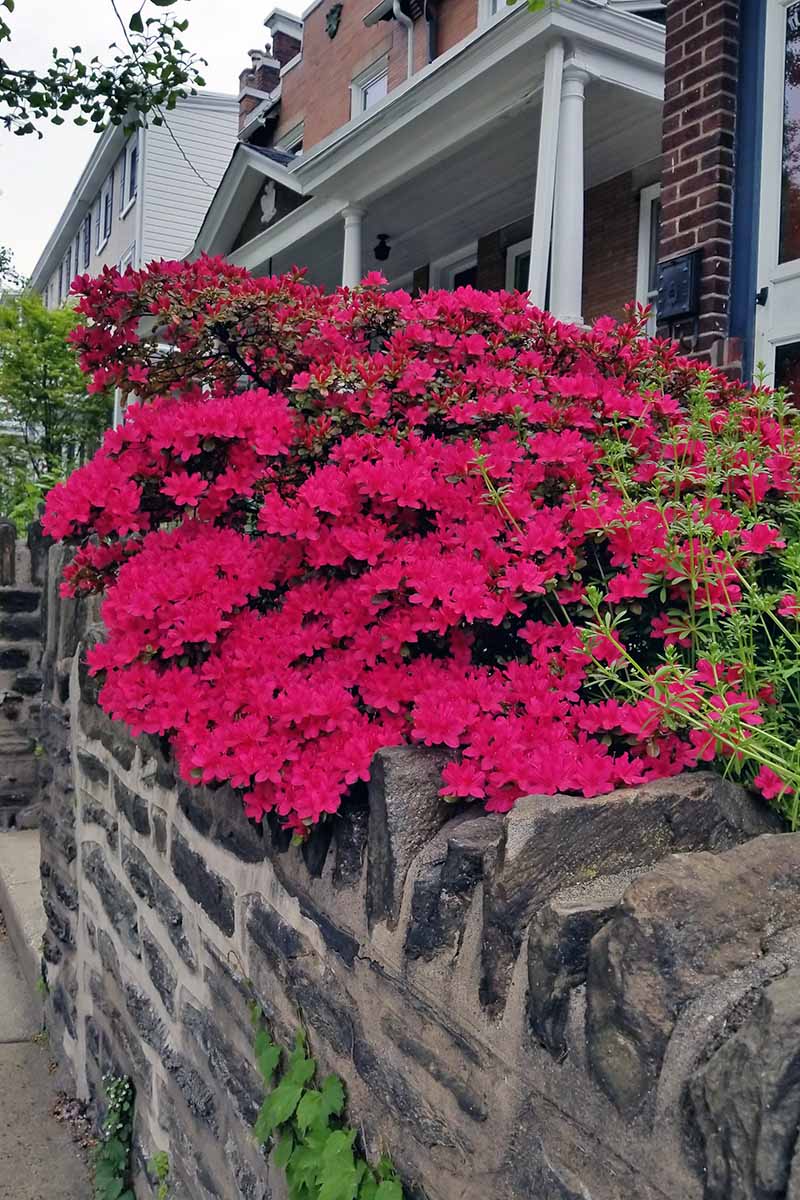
38,542 -> 800,1200
0,526 -> 46,828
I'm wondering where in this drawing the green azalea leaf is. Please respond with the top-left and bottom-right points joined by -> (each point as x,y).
128,11 -> 144,32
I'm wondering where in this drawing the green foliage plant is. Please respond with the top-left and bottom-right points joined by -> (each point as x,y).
94,1075 -> 135,1200
0,292 -> 111,522
0,0 -> 206,137
577,369 -> 800,824
250,1004 -> 403,1200
147,1150 -> 171,1200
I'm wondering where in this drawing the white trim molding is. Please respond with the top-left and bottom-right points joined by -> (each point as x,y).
505,238 -> 532,291
350,56 -> 390,118
430,243 -> 478,289
636,180 -> 661,332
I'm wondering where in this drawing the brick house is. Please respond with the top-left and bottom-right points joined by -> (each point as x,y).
192,0 -> 797,388
194,0 -> 666,334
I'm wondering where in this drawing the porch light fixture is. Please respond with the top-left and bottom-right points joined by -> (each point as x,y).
373,234 -> 391,261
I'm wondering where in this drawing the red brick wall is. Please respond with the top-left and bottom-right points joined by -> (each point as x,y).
658,0 -> 739,356
275,0 -> 479,151
470,171 -> 639,318
583,172 -> 640,323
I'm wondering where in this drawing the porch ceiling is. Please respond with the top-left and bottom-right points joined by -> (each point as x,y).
224,0 -> 664,288
262,79 -> 662,290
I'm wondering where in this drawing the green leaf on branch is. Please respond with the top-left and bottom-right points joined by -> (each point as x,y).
129,11 -> 144,33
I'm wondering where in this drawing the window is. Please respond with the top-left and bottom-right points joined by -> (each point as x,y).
361,71 -> 387,111
62,246 -> 71,300
636,183 -> 661,334
351,59 -> 388,116
128,142 -> 138,202
432,245 -> 479,290
276,122 -> 304,157
82,213 -> 92,269
479,0 -> 513,24
119,244 -> 136,274
121,137 -> 138,212
74,233 -> 81,278
98,172 -> 114,249
505,238 -> 531,292
57,265 -> 63,304
780,1 -> 800,263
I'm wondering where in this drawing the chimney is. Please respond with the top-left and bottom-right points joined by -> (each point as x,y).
264,8 -> 303,68
238,46 -> 281,131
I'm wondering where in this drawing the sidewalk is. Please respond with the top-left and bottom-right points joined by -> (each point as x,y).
0,832 -> 91,1200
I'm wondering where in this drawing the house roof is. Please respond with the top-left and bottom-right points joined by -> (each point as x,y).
193,142 -> 306,258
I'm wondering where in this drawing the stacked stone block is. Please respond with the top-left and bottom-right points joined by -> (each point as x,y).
37,540 -> 800,1200
0,525 -> 44,828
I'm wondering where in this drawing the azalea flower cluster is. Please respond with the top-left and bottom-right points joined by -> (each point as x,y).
44,257 -> 800,830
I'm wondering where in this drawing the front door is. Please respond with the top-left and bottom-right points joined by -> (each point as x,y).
756,0 -> 800,390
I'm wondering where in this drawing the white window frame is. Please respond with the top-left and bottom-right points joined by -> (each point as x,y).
275,121 -> 304,156
82,212 -> 92,270
121,135 -> 139,217
119,152 -> 127,215
94,198 -> 103,253
61,246 -> 72,300
479,0 -> 517,26
387,270 -> 414,291
351,57 -> 389,117
97,176 -> 113,252
636,182 -> 661,334
119,244 -> 136,274
430,243 -> 479,290
505,237 -> 532,291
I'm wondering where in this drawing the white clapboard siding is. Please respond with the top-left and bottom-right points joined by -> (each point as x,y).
140,94 -> 239,265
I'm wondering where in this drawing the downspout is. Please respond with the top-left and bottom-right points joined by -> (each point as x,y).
424,0 -> 438,63
729,0 -> 766,380
392,0 -> 414,81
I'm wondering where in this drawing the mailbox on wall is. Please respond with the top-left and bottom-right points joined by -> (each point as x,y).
656,250 -> 703,322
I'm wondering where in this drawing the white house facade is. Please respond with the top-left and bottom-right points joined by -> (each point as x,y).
30,93 -> 239,307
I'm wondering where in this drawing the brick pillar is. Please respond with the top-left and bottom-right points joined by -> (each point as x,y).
659,0 -> 739,360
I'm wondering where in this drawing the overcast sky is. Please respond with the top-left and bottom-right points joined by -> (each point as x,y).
1,0 -> 303,275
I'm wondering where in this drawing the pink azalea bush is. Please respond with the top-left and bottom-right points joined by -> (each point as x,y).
43,257 -> 800,832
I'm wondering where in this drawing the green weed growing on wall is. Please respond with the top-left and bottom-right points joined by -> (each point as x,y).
147,1150 -> 171,1200
93,1075 -> 134,1200
250,1004 -> 403,1200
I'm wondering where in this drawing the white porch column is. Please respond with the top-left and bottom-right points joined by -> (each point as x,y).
527,40 -> 564,307
550,62 -> 590,326
342,206 -> 365,288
